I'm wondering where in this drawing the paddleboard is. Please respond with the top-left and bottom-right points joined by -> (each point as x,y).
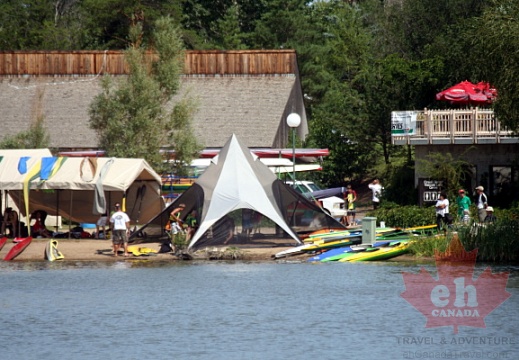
45,240 -> 64,261
306,228 -> 348,237
0,237 -> 7,252
301,234 -> 363,252
273,243 -> 316,259
4,237 -> 33,261
307,230 -> 352,239
307,246 -> 352,262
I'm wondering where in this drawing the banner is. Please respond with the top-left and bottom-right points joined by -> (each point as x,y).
391,111 -> 418,136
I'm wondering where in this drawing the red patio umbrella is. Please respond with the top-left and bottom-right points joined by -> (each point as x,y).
436,80 -> 496,105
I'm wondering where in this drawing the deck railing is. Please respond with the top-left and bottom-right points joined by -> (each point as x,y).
392,108 -> 518,145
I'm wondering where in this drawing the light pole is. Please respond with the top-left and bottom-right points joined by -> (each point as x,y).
286,113 -> 301,184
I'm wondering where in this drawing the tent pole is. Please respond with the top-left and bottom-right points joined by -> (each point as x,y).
68,190 -> 73,239
56,190 -> 60,230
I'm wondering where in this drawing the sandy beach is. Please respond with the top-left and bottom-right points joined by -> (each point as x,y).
0,236 -> 423,263
0,237 -> 303,262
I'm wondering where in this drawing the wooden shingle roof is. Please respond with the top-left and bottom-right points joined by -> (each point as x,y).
0,50 -> 308,151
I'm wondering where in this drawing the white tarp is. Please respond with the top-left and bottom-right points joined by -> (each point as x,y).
191,134 -> 300,248
1,154 -> 163,224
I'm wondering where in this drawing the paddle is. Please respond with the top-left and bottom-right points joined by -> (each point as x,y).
129,185 -> 142,219
136,184 -> 146,223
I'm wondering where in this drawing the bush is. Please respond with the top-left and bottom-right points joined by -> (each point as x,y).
366,203 -> 436,228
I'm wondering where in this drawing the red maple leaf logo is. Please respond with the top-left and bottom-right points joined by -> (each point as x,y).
401,234 -> 511,334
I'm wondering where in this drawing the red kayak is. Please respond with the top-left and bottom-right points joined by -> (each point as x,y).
4,237 -> 33,261
0,237 -> 7,252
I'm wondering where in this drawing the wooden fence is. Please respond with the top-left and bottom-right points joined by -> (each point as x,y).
0,50 -> 298,76
392,108 -> 517,145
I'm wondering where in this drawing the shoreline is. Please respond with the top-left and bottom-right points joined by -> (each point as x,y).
0,238 -> 432,263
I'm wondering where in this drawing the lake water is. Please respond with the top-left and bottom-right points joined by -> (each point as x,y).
1,260 -> 518,360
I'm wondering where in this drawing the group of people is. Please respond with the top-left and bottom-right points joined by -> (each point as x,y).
341,179 -> 384,227
1,208 -> 52,238
435,185 -> 496,231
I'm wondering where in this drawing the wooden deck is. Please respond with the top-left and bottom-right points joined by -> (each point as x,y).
392,108 -> 519,145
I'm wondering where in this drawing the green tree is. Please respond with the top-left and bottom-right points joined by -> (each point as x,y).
89,17 -> 202,171
471,0 -> 519,131
0,116 -> 50,149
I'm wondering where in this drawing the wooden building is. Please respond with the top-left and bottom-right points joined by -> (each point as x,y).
392,108 -> 519,204
0,50 -> 308,151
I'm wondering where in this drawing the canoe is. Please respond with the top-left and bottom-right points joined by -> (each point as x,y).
4,237 -> 33,261
0,237 -> 7,252
339,241 -> 411,262
45,240 -> 64,261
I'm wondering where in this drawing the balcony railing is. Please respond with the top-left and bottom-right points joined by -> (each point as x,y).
392,108 -> 519,145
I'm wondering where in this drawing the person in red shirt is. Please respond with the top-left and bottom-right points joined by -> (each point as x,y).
31,210 -> 52,238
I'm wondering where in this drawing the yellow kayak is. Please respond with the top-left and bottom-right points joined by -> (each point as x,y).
339,241 -> 411,262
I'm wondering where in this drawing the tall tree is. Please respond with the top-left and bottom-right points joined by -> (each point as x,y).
89,17 -> 202,171
471,0 -> 519,131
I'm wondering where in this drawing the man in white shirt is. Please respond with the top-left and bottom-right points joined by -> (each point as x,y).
110,203 -> 130,257
368,179 -> 383,210
475,186 -> 488,223
435,192 -> 450,231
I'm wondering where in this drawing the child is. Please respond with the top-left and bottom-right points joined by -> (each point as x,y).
462,209 -> 470,224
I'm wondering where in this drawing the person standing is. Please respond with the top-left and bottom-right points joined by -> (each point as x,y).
343,184 -> 357,226
95,212 -> 108,239
435,192 -> 450,231
456,189 -> 471,223
368,179 -> 383,210
169,203 -> 185,235
475,186 -> 488,223
241,208 -> 253,238
110,203 -> 130,257
2,208 -> 19,238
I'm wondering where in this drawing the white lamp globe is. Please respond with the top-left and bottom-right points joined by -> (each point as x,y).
287,113 -> 301,128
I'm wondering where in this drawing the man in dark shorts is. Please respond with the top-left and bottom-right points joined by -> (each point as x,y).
110,203 -> 130,256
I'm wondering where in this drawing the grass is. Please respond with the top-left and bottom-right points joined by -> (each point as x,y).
406,219 -> 519,262
407,234 -> 450,257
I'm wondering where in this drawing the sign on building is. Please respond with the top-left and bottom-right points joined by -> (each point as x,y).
419,178 -> 445,206
391,111 -> 418,136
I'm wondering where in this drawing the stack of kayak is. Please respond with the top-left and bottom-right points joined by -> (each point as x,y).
273,230 -> 363,259
308,239 -> 411,262
274,224 -> 437,262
